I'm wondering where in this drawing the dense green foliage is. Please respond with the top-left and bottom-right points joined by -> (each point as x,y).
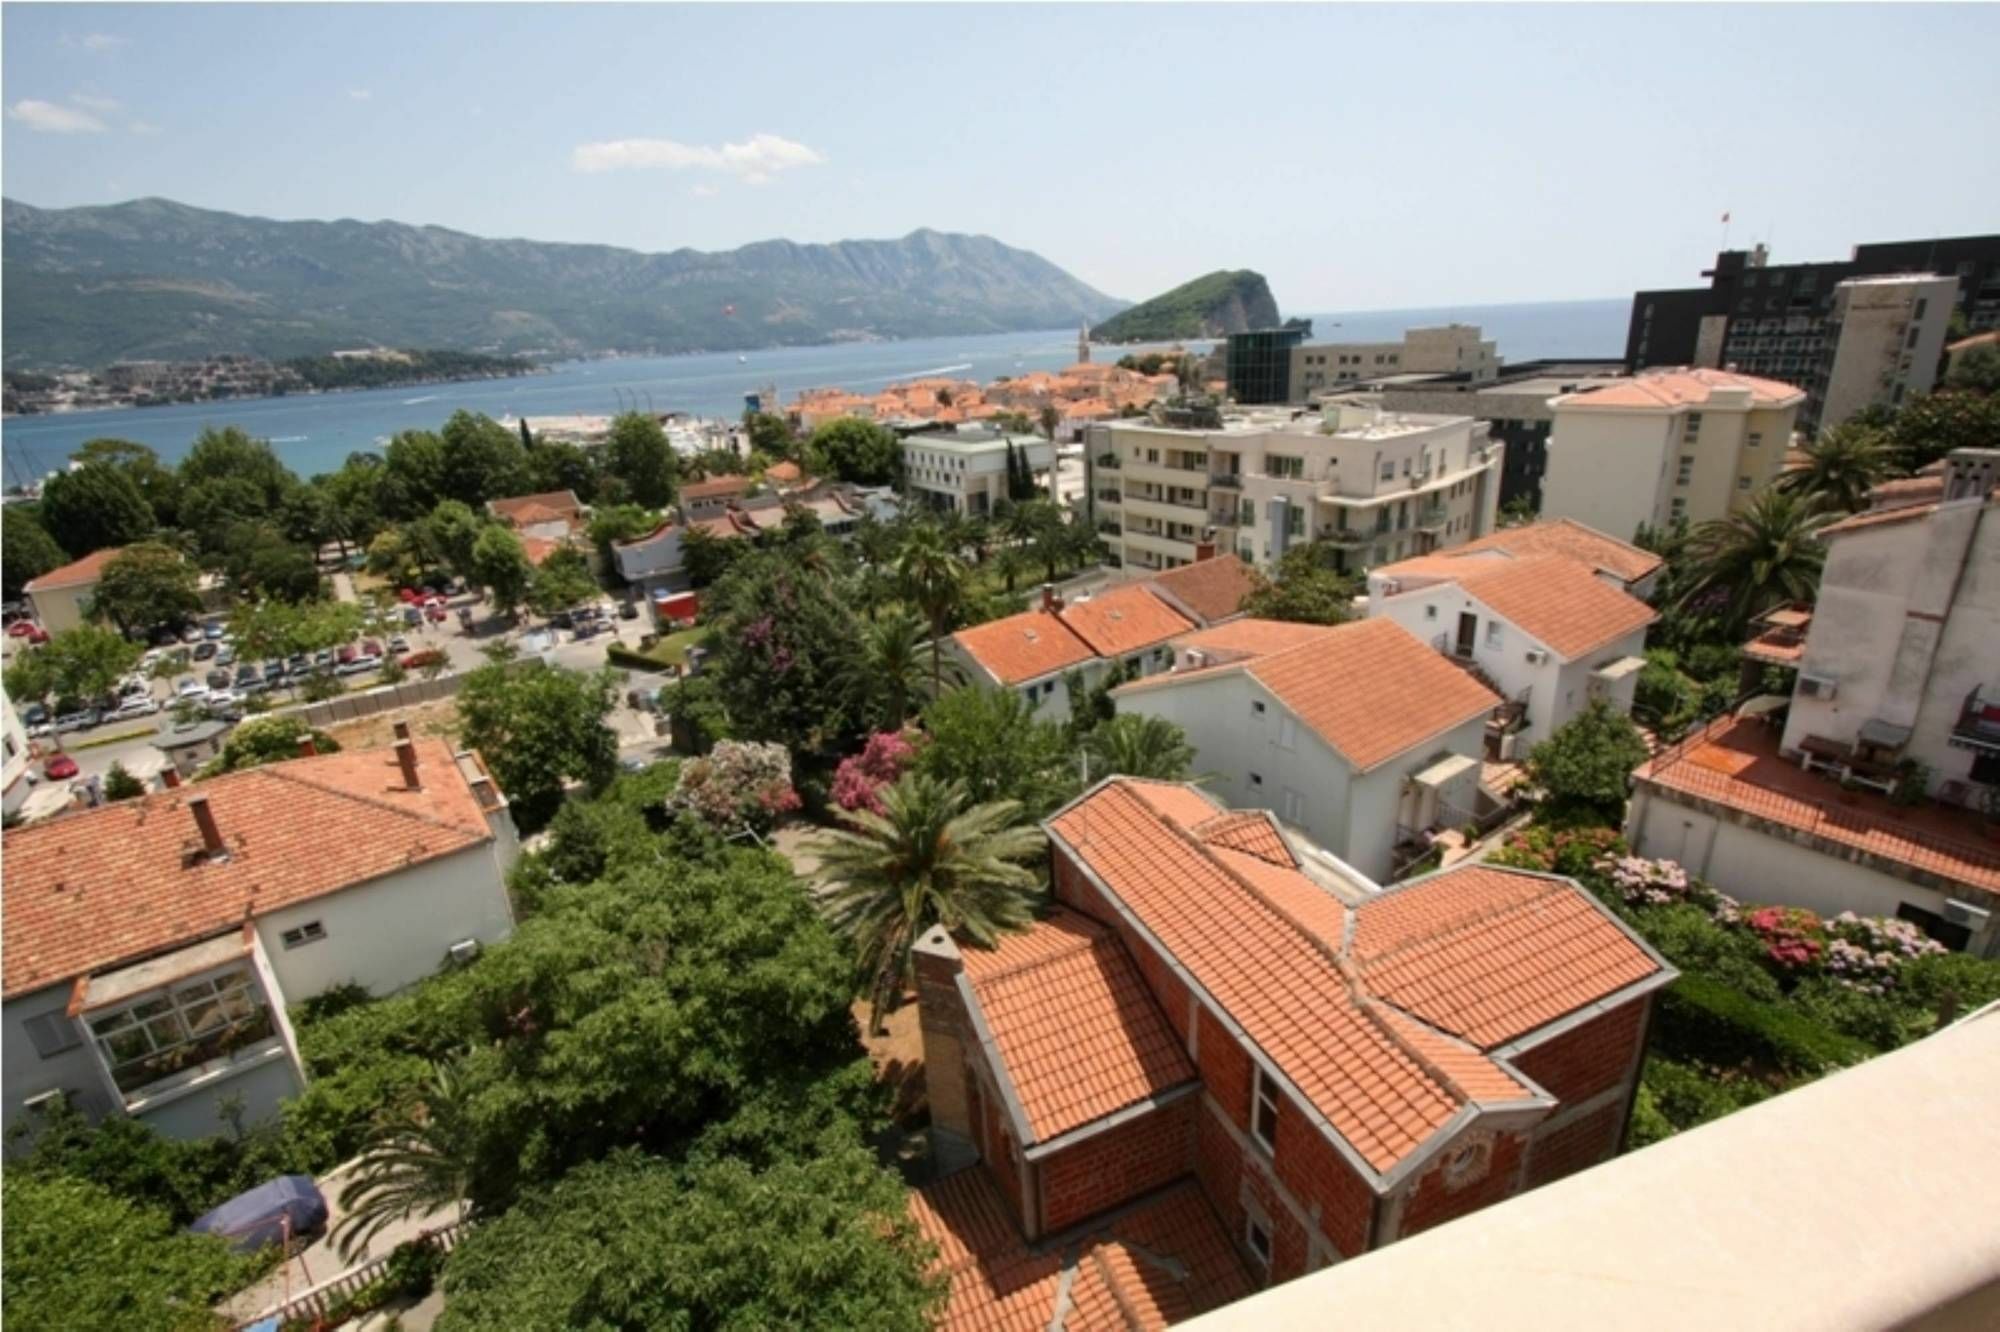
1778,421 -> 1899,514
3,623 -> 142,714
3,506 -> 66,599
601,411 -> 678,508
807,417 -> 901,485
37,458 -> 156,557
916,685 -> 1079,819
1089,268 -> 1278,341
455,660 -> 618,831
1523,700 -> 1652,821
1083,712 -> 1198,781
200,715 -> 342,775
1678,489 -> 1830,631
282,349 -> 535,391
1239,541 -> 1358,625
436,1149 -> 940,1331
89,542 -> 204,634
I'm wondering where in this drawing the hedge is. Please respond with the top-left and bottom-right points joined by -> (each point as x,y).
1656,974 -> 1873,1075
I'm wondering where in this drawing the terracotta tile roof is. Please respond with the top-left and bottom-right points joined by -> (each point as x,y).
1171,618 -> 1335,664
488,490 -> 583,526
952,609 -> 1097,686
2,740 -> 495,999
1865,475 -> 1945,509
961,910 -> 1194,1143
518,535 -> 565,566
912,1171 -> 1251,1332
680,474 -> 752,500
1060,585 -> 1195,659
1447,556 -> 1657,660
23,546 -> 124,593
1353,865 -> 1665,1047
1143,555 -> 1258,625
1045,779 -> 1671,1174
1242,619 -> 1500,770
1559,367 -> 1803,410
1819,500 -> 1942,537
1377,519 -> 1661,587
1192,811 -> 1294,866
1063,398 -> 1116,419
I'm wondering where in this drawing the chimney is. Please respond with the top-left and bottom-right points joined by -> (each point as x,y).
298,735 -> 318,758
162,767 -> 181,789
393,721 -> 412,743
1041,583 -> 1064,613
395,739 -> 421,790
1194,540 -> 1217,563
187,794 -> 224,857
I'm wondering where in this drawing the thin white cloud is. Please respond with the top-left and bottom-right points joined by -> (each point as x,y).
690,183 -> 719,199
572,132 -> 823,184
128,120 -> 163,137
71,93 -> 122,113
348,88 -> 373,102
7,99 -> 108,133
66,32 -> 127,52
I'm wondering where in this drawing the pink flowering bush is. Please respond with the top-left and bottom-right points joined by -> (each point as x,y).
1821,912 -> 1947,993
1746,906 -> 1824,972
831,730 -> 919,816
1598,852 -> 1740,923
674,740 -> 802,832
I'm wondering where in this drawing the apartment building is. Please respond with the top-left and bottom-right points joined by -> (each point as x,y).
1540,369 -> 1803,543
910,777 -> 1673,1326
1290,324 -> 1500,403
1808,274 -> 1957,431
2,738 -> 519,1140
1086,403 -> 1502,576
902,427 -> 1053,516
2,685 -> 30,818
1627,450 -> 2000,955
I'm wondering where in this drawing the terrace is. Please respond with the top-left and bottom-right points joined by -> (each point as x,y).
1741,604 -> 1812,667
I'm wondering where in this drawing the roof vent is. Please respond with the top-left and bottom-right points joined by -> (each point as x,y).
395,739 -> 422,791
186,794 -> 227,862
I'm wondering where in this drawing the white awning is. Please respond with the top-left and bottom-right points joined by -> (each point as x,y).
1411,753 -> 1479,790
1592,655 -> 1647,683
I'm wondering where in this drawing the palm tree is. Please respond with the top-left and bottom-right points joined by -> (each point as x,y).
1679,489 -> 1831,632
896,525 -> 966,697
1084,714 -> 1197,781
866,607 -> 934,727
820,774 -> 1042,1032
1779,422 -> 1900,514
334,1056 -> 480,1260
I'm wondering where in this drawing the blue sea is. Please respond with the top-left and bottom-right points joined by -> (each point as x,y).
1,297 -> 1628,484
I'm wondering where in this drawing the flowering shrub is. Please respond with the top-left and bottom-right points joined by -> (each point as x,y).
1601,855 -> 1690,907
674,740 -> 802,832
1487,825 -> 1625,878
831,731 -> 918,816
1746,906 -> 1824,972
1820,912 -> 1947,993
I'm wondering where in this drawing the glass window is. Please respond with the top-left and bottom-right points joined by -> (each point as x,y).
1252,1066 -> 1280,1153
1246,1215 -> 1273,1270
87,967 -> 274,1099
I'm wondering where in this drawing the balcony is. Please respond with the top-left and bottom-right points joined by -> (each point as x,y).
1208,471 -> 1243,491
1121,494 -> 1210,526
1095,490 -> 1123,507
1415,503 -> 1449,532
1094,453 -> 1121,471
1121,529 -> 1200,562
78,946 -> 290,1111
1124,459 -> 1211,488
1743,604 -> 1812,666
1952,687 -> 2000,755
1322,528 -> 1371,548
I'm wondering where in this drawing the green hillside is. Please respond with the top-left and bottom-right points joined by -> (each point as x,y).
1089,270 -> 1281,342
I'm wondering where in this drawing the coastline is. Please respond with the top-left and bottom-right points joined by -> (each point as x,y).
3,364 -> 550,420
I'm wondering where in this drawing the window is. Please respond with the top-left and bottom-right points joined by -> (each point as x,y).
86,967 -> 275,1099
1914,296 -> 1929,321
1251,700 -> 1267,717
1671,497 -> 1687,519
1485,620 -> 1502,649
24,1011 -> 82,1059
1245,1214 -> 1274,1271
1286,506 -> 1304,538
1278,716 -> 1297,750
1281,788 -> 1306,824
1737,476 -> 1753,492
1424,604 -> 1438,620
1267,454 -> 1304,480
1676,457 -> 1695,486
1379,461 -> 1395,482
1747,431 -> 1763,448
1248,771 -> 1263,789
1252,1066 -> 1281,1153
1442,1135 -> 1493,1190
280,921 -> 326,949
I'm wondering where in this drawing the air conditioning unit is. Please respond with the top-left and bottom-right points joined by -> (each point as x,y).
1524,648 -> 1549,665
1798,672 -> 1839,700
447,939 -> 481,965
1184,650 -> 1208,669
1943,900 -> 1992,930
22,1089 -> 67,1115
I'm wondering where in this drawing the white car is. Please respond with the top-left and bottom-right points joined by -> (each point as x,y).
110,695 -> 160,721
175,677 -> 207,698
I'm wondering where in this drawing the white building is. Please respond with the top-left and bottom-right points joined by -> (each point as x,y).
1369,553 -> 1656,754
1112,616 -> 1500,881
1291,323 -> 1500,402
2,684 -> 30,817
2,737 -> 520,1140
1541,369 -> 1803,543
1627,449 -> 2000,955
902,427 -> 1054,517
948,583 -> 1195,722
1808,274 -> 1957,432
1087,402 -> 1503,577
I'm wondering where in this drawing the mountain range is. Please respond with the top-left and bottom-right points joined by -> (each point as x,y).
1,197 -> 1128,369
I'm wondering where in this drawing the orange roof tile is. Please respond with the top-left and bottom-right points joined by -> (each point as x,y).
1377,519 -> 1661,587
487,490 -> 583,526
1192,810 -> 1295,867
680,474 -> 752,501
1864,474 -> 1945,509
1144,555 -> 1259,625
23,545 -> 125,593
518,535 -> 565,566
1171,618 -> 1336,663
1060,585 -> 1195,658
962,910 -> 1194,1143
1353,865 -> 1664,1047
1561,367 -> 1803,410
1446,556 -> 1657,660
953,609 -> 1097,686
3,740 -> 495,998
1819,500 -> 1943,537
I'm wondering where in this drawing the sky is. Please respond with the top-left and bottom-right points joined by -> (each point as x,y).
4,3 -> 1998,312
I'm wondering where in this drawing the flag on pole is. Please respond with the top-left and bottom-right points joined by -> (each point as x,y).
1721,211 -> 1731,224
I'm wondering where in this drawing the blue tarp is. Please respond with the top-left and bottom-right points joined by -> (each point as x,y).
189,1175 -> 328,1253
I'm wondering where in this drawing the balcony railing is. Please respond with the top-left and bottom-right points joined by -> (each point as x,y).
1095,454 -> 1121,470
1952,687 -> 2000,754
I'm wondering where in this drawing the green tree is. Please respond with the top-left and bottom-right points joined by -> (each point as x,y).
2,1172 -> 260,1332
437,411 -> 530,507
1887,391 -> 2000,470
103,762 -> 146,801
37,460 -> 156,558
1523,699 -> 1651,822
89,542 -> 203,635
864,607 -> 933,729
72,438 -> 184,528
1240,542 -> 1359,625
1083,712 -> 1196,781
1779,422 -> 1899,514
202,715 -> 342,774
916,685 -> 1078,818
1038,402 -> 1062,440
435,1149 -> 938,1332
1944,342 -> 2000,394
585,503 -> 662,571
743,410 -> 796,461
230,528 -> 323,603
4,625 -> 142,729
680,522 -> 748,588
806,416 -> 900,485
179,426 -> 295,508
381,428 -> 449,518
323,452 -> 390,551
457,661 -> 618,831
521,437 -> 598,502
1679,489 -> 1830,631
602,411 -> 678,507
335,1056 -> 477,1259
527,545 -> 599,618
896,524 -> 967,696
821,773 -> 1041,1025
178,476 -> 270,557
425,500 -> 487,578
3,507 -> 68,600
705,548 -> 872,760
469,525 -> 533,615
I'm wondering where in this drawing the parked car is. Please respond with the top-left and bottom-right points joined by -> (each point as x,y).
235,665 -> 265,692
203,622 -> 226,641
387,636 -> 411,654
286,653 -> 309,675
21,701 -> 49,730
217,646 -> 236,667
402,606 -> 423,626
361,639 -> 384,658
618,601 -> 639,621
43,754 -> 80,781
152,626 -> 182,647
7,619 -> 42,638
206,669 -> 233,690
572,621 -> 600,641
400,649 -> 446,672
111,695 -> 160,721
180,625 -> 204,644
176,677 -> 207,699
264,660 -> 288,684
55,709 -> 101,733
313,649 -> 336,672
205,690 -> 243,718
193,641 -> 219,661
424,605 -> 448,623
118,675 -> 150,698
398,587 -> 424,604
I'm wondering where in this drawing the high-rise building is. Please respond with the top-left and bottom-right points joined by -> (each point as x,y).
1290,324 -> 1500,403
1224,327 -> 1308,405
1809,275 -> 1956,429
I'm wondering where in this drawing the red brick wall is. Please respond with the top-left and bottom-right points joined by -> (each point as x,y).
1271,1112 -> 1376,1259
1195,1008 -> 1253,1129
1397,1130 -> 1528,1240
1038,1097 -> 1195,1232
1512,998 -> 1648,1106
970,1074 -> 1027,1227
1523,1099 -> 1626,1190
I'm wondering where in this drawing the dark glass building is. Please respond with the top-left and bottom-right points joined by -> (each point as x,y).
1226,328 -> 1308,405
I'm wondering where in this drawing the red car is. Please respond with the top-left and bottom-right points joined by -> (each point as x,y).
398,587 -> 424,604
43,754 -> 79,780
8,621 -> 48,644
424,605 -> 448,623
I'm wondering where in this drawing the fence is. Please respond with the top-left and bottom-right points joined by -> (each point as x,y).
236,1218 -> 468,1331
262,672 -> 466,730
